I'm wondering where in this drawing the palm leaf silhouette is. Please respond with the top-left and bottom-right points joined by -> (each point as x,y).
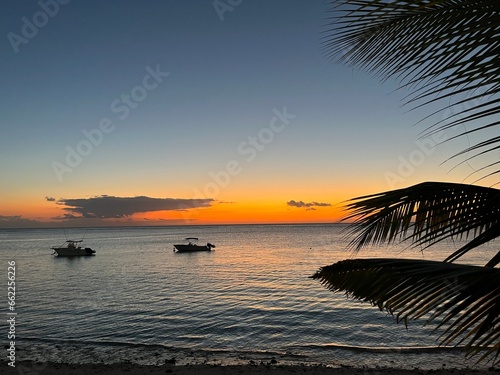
343,181 -> 500,266
311,258 -> 500,363
324,0 -> 500,181
314,0 -> 500,364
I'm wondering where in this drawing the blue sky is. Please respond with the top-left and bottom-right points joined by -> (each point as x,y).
0,0 -> 488,227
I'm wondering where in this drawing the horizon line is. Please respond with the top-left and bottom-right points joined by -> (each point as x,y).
0,221 -> 348,230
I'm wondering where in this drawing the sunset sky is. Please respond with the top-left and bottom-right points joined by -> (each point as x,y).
0,0 -> 491,228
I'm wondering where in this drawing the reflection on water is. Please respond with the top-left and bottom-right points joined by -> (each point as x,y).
0,224 -> 494,368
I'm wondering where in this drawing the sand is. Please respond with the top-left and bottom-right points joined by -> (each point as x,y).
3,361 -> 495,375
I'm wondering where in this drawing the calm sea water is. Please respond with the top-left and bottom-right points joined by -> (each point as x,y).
0,224 -> 494,369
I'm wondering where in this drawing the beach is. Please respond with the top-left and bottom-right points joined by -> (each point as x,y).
3,361 -> 496,375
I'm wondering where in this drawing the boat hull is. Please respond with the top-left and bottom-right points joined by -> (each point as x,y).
173,244 -> 212,253
52,247 -> 96,256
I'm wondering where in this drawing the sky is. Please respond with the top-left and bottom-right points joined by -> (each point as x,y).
0,0 -> 495,228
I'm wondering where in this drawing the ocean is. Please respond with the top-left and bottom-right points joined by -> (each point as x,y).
0,224 -> 494,369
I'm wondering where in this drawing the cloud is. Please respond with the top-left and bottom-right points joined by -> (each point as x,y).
287,200 -> 331,209
45,196 -> 56,202
0,215 -> 33,223
0,215 -> 44,228
55,195 -> 214,219
52,213 -> 82,220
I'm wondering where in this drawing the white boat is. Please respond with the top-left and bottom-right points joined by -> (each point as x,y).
173,237 -> 215,253
52,240 -> 96,257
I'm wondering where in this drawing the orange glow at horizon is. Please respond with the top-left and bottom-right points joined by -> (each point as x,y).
50,200 -> 346,226
1,190 -> 358,226
138,200 -> 346,225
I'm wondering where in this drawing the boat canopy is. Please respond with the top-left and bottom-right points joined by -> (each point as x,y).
185,237 -> 198,241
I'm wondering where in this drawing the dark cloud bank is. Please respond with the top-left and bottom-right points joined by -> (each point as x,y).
0,196 -> 214,228
0,215 -> 41,227
56,195 -> 214,219
286,200 -> 331,210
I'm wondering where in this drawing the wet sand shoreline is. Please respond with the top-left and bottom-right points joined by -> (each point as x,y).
3,361 -> 494,375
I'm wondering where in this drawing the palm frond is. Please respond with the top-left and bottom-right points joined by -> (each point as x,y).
342,181 -> 500,265
325,0 -> 500,181
311,258 -> 500,363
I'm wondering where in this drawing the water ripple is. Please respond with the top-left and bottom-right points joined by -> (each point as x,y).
1,224 -> 494,368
